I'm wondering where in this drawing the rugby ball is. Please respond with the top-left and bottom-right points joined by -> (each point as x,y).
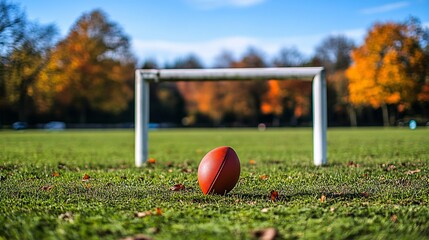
197,146 -> 240,195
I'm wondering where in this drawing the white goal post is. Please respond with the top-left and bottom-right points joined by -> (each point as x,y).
135,67 -> 327,167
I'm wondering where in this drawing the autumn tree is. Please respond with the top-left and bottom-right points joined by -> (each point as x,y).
175,48 -> 269,126
45,10 -> 136,123
267,47 -> 312,126
0,0 -> 57,121
226,47 -> 268,125
346,18 -> 428,126
172,54 -> 208,125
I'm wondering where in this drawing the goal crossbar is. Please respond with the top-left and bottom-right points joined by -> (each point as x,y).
135,67 -> 327,167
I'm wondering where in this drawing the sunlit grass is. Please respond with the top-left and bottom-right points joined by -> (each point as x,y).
0,128 -> 428,239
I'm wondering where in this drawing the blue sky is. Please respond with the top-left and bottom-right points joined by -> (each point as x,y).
15,0 -> 429,66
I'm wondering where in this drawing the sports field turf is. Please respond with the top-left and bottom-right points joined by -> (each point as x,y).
1,128 -> 428,239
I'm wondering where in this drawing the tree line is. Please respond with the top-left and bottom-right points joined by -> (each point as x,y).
1,1 -> 428,127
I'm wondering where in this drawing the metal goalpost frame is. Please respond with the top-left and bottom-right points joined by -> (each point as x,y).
135,67 -> 327,167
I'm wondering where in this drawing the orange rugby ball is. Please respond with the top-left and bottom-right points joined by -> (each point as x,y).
197,146 -> 240,195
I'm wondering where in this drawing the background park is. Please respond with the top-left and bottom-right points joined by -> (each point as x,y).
1,0 -> 429,239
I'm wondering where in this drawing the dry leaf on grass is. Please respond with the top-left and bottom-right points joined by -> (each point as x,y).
147,158 -> 156,164
135,211 -> 152,218
155,207 -> 163,216
52,172 -> 60,177
320,194 -> 326,203
252,227 -> 278,240
135,208 -> 162,218
261,208 -> 269,213
347,161 -> 360,167
120,234 -> 152,240
58,212 -> 73,222
249,159 -> 256,165
259,175 -> 269,180
41,185 -> 54,191
385,164 -> 396,171
270,190 -> 279,202
182,168 -> 193,173
170,184 -> 185,191
405,169 -> 420,175
361,192 -> 369,198
390,214 -> 398,223
82,174 -> 90,181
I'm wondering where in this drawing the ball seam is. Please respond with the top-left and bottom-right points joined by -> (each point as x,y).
207,147 -> 229,194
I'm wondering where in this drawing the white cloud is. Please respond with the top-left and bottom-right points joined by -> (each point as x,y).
360,1 -> 409,14
132,28 -> 367,67
184,0 -> 266,9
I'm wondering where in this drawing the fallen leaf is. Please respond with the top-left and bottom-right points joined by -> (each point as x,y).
147,227 -> 160,234
261,208 -> 269,213
170,183 -> 185,191
135,211 -> 152,218
58,212 -> 73,222
361,192 -> 369,198
249,159 -> 256,165
390,214 -> 398,223
82,174 -> 90,181
330,207 -> 335,213
52,172 -> 60,177
405,169 -> 421,175
41,185 -> 54,191
385,164 -> 396,171
320,194 -> 326,203
58,163 -> 67,169
148,158 -> 156,164
270,190 -> 279,202
155,207 -> 163,216
259,175 -> 269,180
182,168 -> 193,173
120,234 -> 152,240
347,161 -> 359,167
252,227 -> 278,240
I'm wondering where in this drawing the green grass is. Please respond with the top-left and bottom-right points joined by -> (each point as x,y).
1,128 -> 428,240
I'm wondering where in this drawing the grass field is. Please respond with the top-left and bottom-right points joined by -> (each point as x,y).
1,128 -> 428,239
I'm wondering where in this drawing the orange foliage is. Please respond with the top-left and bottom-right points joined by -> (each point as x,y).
346,21 -> 427,108
261,80 -> 283,115
44,10 -> 135,116
418,83 -> 429,102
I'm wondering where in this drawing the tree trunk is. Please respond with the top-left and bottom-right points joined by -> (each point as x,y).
381,103 -> 389,127
79,105 -> 87,124
347,105 -> 357,127
18,78 -> 30,122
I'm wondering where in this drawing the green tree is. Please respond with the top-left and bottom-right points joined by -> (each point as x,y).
47,10 -> 136,123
